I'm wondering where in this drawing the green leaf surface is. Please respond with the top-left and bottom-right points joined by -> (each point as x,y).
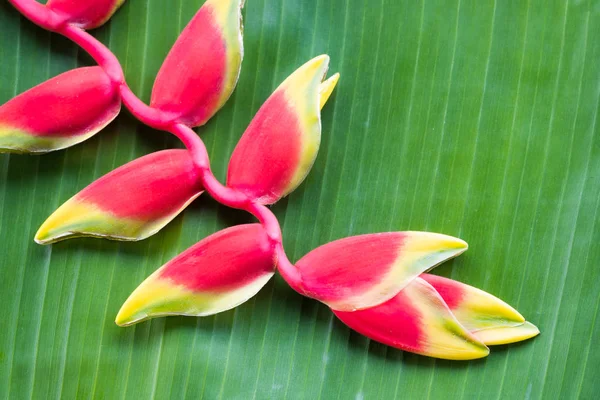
1,0 -> 599,398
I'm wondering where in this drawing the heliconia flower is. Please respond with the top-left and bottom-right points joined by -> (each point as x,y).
35,150 -> 202,244
333,277 -> 490,360
420,274 -> 540,345
294,231 -> 468,311
115,224 -> 276,326
226,55 -> 339,205
150,0 -> 244,128
46,0 -> 126,29
0,67 -> 120,154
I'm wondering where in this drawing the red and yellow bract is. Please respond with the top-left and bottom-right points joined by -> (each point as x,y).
295,231 -> 468,311
334,277 -> 490,360
150,0 -> 244,128
116,224 -> 276,326
227,56 -> 339,204
35,150 -> 203,243
421,274 -> 540,345
0,66 -> 120,154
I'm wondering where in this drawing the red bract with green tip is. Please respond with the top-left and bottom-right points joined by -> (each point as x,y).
116,224 -> 276,326
36,150 -> 203,243
150,0 -> 244,128
0,66 -> 120,154
46,0 -> 126,29
226,55 -> 339,205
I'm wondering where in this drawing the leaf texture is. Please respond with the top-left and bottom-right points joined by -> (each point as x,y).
1,0 -> 599,399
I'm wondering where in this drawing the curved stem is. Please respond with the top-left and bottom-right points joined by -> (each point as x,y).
119,85 -> 177,129
168,124 -> 250,207
60,25 -> 124,83
250,204 -> 304,293
61,25 -> 177,130
8,0 -> 65,31
10,0 -> 305,294
167,124 -> 305,291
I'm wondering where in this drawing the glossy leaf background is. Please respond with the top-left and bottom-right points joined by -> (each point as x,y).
1,0 -> 599,399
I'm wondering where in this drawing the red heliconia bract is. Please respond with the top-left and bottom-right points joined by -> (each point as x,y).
0,66 -> 121,154
294,231 -> 468,311
287,228 -> 540,359
150,0 -> 244,127
420,274 -> 540,345
333,277 -> 490,360
226,55 -> 338,205
116,224 -> 276,326
46,0 -> 126,29
36,150 -> 203,243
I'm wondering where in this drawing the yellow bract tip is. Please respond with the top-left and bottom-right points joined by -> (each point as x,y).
405,232 -> 468,259
311,54 -> 330,67
34,227 -> 51,245
281,54 -> 330,95
115,277 -> 179,327
116,269 -> 276,327
34,200 -> 92,245
474,321 -> 540,346
319,72 -> 340,109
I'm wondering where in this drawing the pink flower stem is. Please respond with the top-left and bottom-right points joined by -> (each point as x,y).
168,123 -> 305,292
9,0 -> 305,293
61,25 -> 178,130
8,0 -> 65,31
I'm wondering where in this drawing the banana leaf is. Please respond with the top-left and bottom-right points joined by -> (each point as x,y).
1,0 -> 599,398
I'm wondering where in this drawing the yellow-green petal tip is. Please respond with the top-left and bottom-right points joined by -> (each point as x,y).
320,72 -> 340,109
474,321 -> 540,346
